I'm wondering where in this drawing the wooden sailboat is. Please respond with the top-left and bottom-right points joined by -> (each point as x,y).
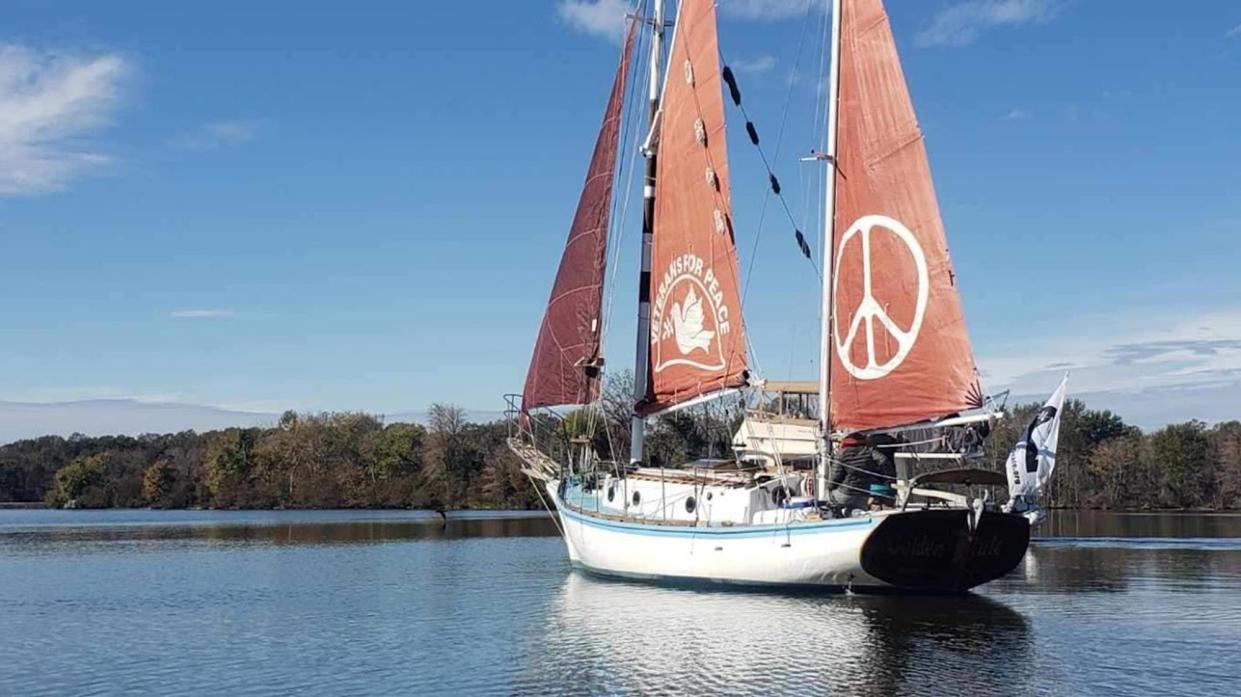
508,0 -> 1034,592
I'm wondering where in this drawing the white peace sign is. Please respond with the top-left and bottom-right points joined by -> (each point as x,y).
832,214 -> 929,380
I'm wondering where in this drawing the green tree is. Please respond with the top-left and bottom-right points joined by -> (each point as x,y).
1150,421 -> 1214,508
50,454 -> 111,508
205,428 -> 258,507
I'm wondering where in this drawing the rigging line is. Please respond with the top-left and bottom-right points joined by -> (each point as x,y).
793,2 -> 829,281
799,4 -> 829,247
530,474 -> 567,538
726,3 -> 822,382
719,49 -> 821,280
596,12 -> 651,459
829,480 -> 898,500
602,8 -> 653,346
825,457 -> 898,482
735,0 -> 819,308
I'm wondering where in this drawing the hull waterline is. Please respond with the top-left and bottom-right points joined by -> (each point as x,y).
548,483 -> 1031,594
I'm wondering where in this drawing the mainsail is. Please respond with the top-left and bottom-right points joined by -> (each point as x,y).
639,0 -> 748,415
522,22 -> 636,410
828,0 -> 981,431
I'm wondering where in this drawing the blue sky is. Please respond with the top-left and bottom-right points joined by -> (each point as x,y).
1,0 -> 1239,429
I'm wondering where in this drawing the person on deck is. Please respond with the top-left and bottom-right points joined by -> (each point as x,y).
826,433 -> 899,511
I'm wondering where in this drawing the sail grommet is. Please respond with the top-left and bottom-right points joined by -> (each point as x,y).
713,208 -> 726,235
683,59 -> 694,86
705,166 -> 718,190
694,118 -> 707,146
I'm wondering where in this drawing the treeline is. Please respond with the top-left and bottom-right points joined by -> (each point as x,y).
0,406 -> 538,510
987,401 -> 1241,511
1,382 -> 1238,511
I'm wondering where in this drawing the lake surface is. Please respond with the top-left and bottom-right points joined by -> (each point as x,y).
2,509 -> 1239,696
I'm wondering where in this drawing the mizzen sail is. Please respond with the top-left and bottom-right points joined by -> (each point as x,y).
639,0 -> 748,415
828,0 -> 980,430
522,22 -> 636,411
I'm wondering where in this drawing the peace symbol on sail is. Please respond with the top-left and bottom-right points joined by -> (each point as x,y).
832,214 -> 928,380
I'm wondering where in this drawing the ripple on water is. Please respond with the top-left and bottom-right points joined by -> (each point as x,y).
1,511 -> 1240,695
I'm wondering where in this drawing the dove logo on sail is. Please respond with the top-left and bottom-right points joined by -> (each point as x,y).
651,253 -> 731,373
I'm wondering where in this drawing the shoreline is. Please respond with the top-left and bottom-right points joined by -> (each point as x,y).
2,502 -> 1236,515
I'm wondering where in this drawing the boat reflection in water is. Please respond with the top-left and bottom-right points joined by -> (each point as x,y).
522,571 -> 1033,695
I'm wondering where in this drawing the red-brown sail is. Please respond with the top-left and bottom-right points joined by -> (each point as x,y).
829,0 -> 980,430
639,0 -> 748,415
522,23 -> 635,410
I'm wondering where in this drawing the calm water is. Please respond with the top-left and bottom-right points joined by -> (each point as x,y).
2,509 -> 1239,696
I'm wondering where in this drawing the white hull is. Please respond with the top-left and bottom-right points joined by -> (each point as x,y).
550,481 -> 894,590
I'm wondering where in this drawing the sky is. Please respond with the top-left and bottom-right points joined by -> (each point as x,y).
1,0 -> 1239,432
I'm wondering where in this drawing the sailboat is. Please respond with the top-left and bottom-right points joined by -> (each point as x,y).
507,0 -> 1043,592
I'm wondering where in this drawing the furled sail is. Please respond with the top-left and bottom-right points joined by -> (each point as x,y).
638,0 -> 749,415
828,0 -> 981,430
522,22 -> 636,411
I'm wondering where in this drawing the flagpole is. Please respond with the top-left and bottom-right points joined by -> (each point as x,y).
818,0 -> 843,497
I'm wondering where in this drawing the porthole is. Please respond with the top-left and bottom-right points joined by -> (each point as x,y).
607,484 -> 615,502
632,491 -> 641,506
706,492 -> 714,501
685,496 -> 697,514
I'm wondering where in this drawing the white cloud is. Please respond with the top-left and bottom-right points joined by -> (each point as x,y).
916,0 -> 1059,48
729,54 -> 777,75
170,309 -> 236,318
557,0 -> 633,43
170,119 -> 260,151
979,308 -> 1241,396
0,44 -> 128,196
977,308 -> 1241,427
1005,108 -> 1028,120
721,0 -> 821,21
1227,23 -> 1241,38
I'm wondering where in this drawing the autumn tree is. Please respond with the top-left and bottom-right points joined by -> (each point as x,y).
1211,421 -> 1241,510
422,404 -> 474,509
142,459 -> 178,508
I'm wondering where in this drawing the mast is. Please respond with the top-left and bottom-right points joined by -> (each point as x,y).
630,0 -> 666,465
817,0 -> 843,496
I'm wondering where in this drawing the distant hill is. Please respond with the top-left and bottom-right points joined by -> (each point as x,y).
0,399 -> 275,444
3,384 -> 1228,446
0,399 -> 510,445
